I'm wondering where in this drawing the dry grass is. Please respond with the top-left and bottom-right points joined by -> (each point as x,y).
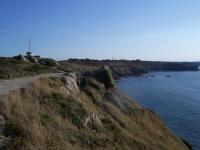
2,77 -> 189,150
0,58 -> 58,79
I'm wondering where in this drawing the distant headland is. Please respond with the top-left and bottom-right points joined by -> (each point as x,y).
0,52 -> 199,80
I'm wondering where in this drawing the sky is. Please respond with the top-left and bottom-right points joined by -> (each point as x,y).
1,0 -> 200,61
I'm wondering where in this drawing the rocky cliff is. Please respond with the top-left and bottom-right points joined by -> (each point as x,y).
1,66 -> 190,150
64,59 -> 199,79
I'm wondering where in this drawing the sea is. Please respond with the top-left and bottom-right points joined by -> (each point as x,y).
117,71 -> 200,150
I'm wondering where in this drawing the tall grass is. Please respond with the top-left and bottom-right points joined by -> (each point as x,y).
2,77 -> 189,150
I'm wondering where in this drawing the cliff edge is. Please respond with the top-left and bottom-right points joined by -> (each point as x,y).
0,66 -> 189,150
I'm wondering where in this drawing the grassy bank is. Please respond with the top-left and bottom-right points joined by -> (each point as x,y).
0,57 -> 58,79
1,73 -> 189,149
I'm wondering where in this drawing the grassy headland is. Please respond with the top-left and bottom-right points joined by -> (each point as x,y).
0,56 -> 198,80
61,59 -> 199,79
0,66 -> 189,150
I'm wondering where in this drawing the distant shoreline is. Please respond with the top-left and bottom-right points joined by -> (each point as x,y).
63,59 -> 199,80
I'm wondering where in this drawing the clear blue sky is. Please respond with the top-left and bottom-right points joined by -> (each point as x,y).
1,0 -> 200,61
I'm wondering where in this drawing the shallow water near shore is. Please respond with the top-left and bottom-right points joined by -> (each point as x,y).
118,71 -> 200,150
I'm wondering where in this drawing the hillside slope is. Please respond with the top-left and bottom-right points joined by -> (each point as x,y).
64,59 -> 199,79
0,66 -> 189,150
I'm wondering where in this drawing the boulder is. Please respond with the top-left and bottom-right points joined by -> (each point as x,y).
81,66 -> 116,89
61,73 -> 79,94
83,112 -> 102,128
93,66 -> 116,88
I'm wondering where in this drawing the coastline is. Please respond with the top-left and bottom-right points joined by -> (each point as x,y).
117,72 -> 195,150
0,57 -> 197,149
0,66 -> 191,149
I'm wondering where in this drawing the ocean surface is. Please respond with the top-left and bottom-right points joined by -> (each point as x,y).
117,71 -> 200,150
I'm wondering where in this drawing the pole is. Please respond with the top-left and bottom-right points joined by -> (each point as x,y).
29,38 -> 30,51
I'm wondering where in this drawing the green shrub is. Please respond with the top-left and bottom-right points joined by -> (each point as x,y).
42,93 -> 87,127
59,98 -> 87,126
4,120 -> 26,138
39,112 -> 57,127
75,130 -> 107,148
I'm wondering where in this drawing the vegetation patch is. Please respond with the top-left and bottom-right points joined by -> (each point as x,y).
39,92 -> 87,127
39,112 -> 58,127
1,76 -> 189,150
75,130 -> 108,148
0,58 -> 57,79
4,120 -> 26,138
55,95 -> 87,126
84,78 -> 105,92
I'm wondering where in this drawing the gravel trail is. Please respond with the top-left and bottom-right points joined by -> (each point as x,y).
0,73 -> 63,101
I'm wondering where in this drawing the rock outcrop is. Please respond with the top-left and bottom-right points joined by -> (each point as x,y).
61,73 -> 80,94
83,112 -> 102,129
93,66 -> 116,88
65,59 -> 199,79
81,66 -> 140,112
82,65 -> 116,88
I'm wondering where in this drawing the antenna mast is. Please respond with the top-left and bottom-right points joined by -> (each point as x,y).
28,38 -> 31,52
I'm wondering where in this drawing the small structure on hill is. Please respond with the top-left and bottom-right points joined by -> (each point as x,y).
13,39 -> 41,63
14,39 -> 59,66
25,39 -> 40,63
26,51 -> 33,57
26,39 -> 34,57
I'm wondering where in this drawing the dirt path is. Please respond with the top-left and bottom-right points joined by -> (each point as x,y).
0,73 -> 64,101
0,73 -> 64,148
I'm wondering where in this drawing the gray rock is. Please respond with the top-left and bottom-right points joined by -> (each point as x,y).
83,112 -> 102,128
81,66 -> 116,89
61,73 -> 79,94
93,66 -> 116,88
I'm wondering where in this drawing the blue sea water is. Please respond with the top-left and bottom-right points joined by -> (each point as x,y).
117,71 -> 200,150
